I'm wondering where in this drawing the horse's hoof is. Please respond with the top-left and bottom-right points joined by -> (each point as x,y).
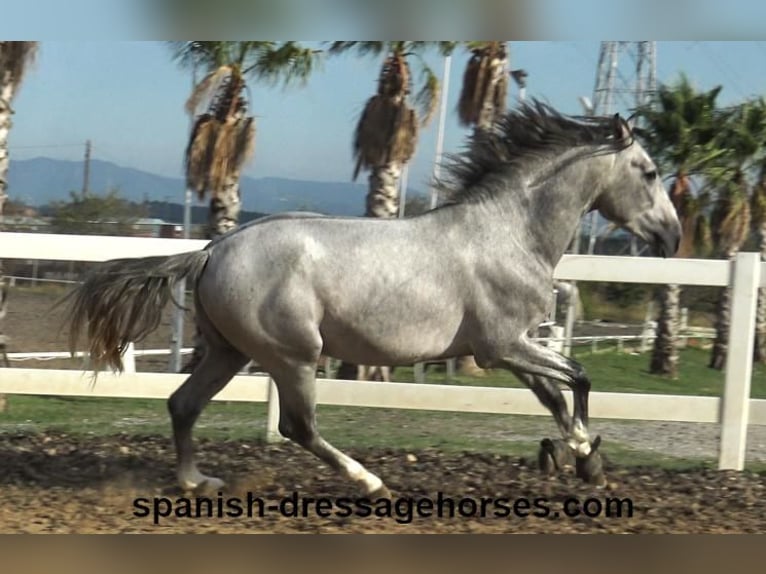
368,485 -> 393,500
185,477 -> 226,496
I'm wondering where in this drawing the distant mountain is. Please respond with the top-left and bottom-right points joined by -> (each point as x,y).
7,157 -> 414,218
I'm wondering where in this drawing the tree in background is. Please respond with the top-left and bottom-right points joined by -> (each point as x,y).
328,42 -> 456,219
457,41 -> 509,134
172,41 -> 321,373
708,99 -> 765,369
50,188 -> 148,236
751,117 -> 766,362
635,75 -> 725,378
0,41 -> 38,412
172,41 -> 321,238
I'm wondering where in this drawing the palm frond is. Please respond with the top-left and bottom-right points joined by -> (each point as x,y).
0,41 -> 39,94
693,216 -> 713,256
456,41 -> 508,130
184,114 -> 219,198
247,42 -> 322,88
327,42 -> 387,57
414,63 -> 440,126
171,41 -> 230,70
184,113 -> 255,200
185,65 -> 233,116
457,50 -> 486,126
232,116 -> 256,174
352,95 -> 418,180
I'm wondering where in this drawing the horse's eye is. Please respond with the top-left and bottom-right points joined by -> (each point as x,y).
644,170 -> 657,182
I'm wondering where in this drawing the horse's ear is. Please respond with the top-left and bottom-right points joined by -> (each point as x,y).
591,435 -> 602,453
612,113 -> 632,142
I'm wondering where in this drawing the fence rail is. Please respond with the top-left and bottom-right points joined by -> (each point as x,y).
0,232 -> 763,471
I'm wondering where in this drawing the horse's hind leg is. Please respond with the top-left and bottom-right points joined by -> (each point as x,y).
271,362 -> 390,497
168,343 -> 248,493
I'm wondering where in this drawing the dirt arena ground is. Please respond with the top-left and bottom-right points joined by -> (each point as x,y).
0,432 -> 764,533
3,288 -> 766,533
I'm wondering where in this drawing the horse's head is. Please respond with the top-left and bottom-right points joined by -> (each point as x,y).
592,114 -> 682,258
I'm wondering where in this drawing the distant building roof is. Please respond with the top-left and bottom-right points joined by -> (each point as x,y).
134,218 -> 168,225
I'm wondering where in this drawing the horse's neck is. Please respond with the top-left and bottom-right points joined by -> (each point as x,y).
456,149 -> 604,270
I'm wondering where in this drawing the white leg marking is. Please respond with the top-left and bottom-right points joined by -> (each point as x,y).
569,420 -> 592,456
572,419 -> 590,442
178,465 -> 225,491
341,457 -> 383,494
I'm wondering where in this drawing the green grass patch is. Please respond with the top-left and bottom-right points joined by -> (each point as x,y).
3,347 -> 766,472
393,347 -> 766,399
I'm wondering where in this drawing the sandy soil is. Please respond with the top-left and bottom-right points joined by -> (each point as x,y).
1,432 -> 764,533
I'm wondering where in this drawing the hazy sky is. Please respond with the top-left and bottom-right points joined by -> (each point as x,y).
8,41 -> 766,201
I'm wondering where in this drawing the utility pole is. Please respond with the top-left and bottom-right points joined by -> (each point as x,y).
168,63 -> 197,372
82,139 -> 91,196
430,54 -> 452,210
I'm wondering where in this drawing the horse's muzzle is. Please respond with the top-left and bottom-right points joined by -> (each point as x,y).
652,223 -> 682,258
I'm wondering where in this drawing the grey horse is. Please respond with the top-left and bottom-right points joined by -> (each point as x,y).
63,101 -> 681,497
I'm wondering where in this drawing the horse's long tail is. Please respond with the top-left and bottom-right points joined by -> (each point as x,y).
61,250 -> 211,373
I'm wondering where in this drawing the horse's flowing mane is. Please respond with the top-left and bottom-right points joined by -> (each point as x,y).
437,99 -> 630,204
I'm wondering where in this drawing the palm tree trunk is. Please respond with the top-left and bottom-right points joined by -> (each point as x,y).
365,162 -> 401,218
181,172 -> 242,373
0,70 -> 16,412
209,171 -> 242,236
0,73 -> 12,221
754,222 -> 766,363
710,280 -> 732,370
711,250 -> 739,370
650,284 -> 680,378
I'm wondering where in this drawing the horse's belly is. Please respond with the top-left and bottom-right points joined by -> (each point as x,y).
318,315 -> 466,366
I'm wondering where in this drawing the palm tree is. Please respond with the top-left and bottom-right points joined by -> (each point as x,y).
172,41 -> 321,237
0,42 -> 38,412
752,152 -> 766,362
709,99 -> 766,369
328,42 -> 456,219
457,41 -> 509,133
635,75 -> 725,377
172,42 -> 320,372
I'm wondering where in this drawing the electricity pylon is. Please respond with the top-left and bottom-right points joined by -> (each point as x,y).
581,41 -> 657,256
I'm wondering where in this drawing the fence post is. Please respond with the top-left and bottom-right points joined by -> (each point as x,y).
414,362 -> 425,384
562,284 -> 578,357
445,358 -> 455,383
123,343 -> 136,374
548,325 -> 564,353
265,378 -> 284,443
718,252 -> 760,471
679,307 -> 689,349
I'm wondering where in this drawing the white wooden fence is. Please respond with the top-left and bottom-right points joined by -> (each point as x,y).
0,232 -> 764,471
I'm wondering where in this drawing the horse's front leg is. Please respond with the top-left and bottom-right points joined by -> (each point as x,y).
476,334 -> 594,455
